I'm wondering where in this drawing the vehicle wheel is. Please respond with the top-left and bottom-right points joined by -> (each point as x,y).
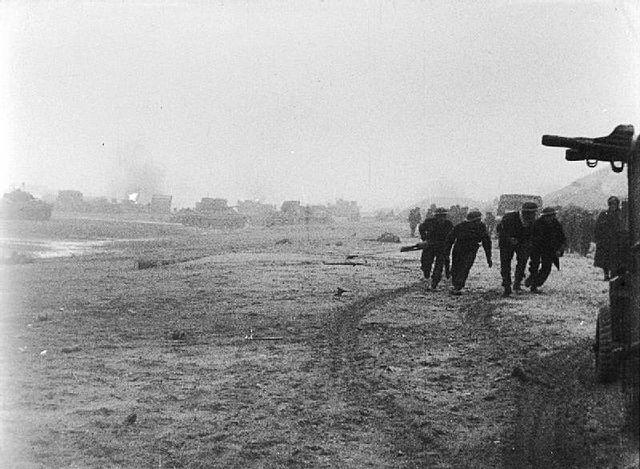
595,306 -> 619,383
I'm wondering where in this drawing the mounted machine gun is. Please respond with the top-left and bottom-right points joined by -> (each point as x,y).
542,124 -> 639,432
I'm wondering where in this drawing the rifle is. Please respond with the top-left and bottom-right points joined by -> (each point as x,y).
400,241 -> 451,277
400,242 -> 428,252
541,124 -> 634,173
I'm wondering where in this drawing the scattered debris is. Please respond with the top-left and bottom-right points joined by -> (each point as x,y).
135,256 -> 204,270
36,312 -> 50,322
323,261 -> 367,266
275,238 -> 291,245
376,232 -> 401,243
61,345 -> 82,353
511,366 -> 531,382
384,365 -> 402,373
124,413 -> 137,425
510,366 -> 550,386
169,330 -> 187,341
242,329 -> 283,340
244,334 -> 284,341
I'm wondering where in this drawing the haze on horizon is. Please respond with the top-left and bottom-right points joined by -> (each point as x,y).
1,1 -> 638,211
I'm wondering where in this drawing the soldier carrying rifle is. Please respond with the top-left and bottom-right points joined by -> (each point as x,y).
418,207 -> 453,290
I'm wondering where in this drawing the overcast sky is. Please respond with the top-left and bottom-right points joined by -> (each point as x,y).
1,0 -> 638,210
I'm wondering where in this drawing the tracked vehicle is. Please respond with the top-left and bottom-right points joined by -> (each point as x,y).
0,189 -> 52,221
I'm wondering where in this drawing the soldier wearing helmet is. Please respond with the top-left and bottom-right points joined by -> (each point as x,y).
497,201 -> 538,296
408,207 -> 422,237
594,196 -> 622,281
444,210 -> 492,295
418,207 -> 454,290
525,206 -> 566,292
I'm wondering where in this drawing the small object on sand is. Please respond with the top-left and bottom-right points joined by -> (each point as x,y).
244,336 -> 284,341
323,261 -> 367,266
511,366 -> 531,382
335,287 -> 349,297
376,232 -> 401,243
275,238 -> 291,245
36,312 -> 49,322
124,413 -> 137,425
40,350 -> 47,356
61,345 -> 82,353
169,330 -> 187,341
346,254 -> 359,260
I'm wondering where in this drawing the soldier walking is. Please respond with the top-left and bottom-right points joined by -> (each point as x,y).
525,207 -> 566,293
497,202 -> 538,297
408,207 -> 422,237
444,210 -> 492,295
594,196 -> 623,280
418,207 -> 454,290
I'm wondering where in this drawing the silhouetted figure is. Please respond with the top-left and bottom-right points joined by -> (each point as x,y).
408,207 -> 422,237
444,210 -> 492,295
526,207 -> 566,292
418,207 -> 454,290
594,196 -> 622,280
497,202 -> 538,296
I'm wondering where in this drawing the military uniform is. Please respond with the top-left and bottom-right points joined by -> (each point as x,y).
445,211 -> 492,295
526,207 -> 566,292
418,208 -> 454,289
408,208 -> 422,237
594,197 -> 622,280
497,202 -> 538,296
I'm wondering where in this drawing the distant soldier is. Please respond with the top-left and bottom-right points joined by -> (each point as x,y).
497,202 -> 538,296
594,196 -> 622,280
444,210 -> 492,295
418,207 -> 454,290
484,211 -> 497,237
426,204 -> 437,219
525,207 -> 566,293
578,211 -> 596,256
408,207 -> 422,237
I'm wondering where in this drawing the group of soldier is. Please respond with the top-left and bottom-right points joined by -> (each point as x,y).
411,202 -> 564,296
408,196 -> 624,296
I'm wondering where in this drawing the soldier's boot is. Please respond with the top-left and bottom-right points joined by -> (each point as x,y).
524,276 -> 532,288
530,285 -> 541,293
449,287 -> 462,296
502,286 -> 512,297
513,282 -> 522,293
431,280 -> 439,290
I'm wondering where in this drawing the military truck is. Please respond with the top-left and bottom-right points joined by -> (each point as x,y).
542,125 -> 639,431
496,194 -> 543,217
0,189 -> 53,221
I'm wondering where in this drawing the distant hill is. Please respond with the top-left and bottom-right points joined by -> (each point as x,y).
544,168 -> 627,210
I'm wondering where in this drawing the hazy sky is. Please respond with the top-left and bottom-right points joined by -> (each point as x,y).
1,1 -> 638,210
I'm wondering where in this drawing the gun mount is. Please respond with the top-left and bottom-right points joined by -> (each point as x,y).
542,124 -> 639,435
542,124 -> 635,172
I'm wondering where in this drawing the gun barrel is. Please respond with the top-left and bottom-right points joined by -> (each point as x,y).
541,135 -> 591,149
